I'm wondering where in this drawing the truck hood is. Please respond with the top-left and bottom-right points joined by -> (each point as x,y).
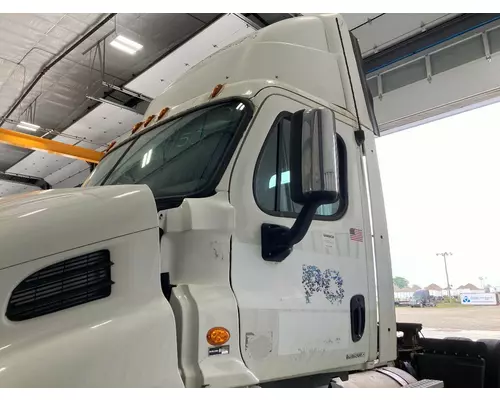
0,185 -> 158,269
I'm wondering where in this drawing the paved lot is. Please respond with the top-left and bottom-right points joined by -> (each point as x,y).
396,305 -> 500,340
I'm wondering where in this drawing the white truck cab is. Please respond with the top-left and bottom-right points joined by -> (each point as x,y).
0,14 -> 450,388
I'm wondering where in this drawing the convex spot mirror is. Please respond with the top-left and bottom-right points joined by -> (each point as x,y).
290,108 -> 340,206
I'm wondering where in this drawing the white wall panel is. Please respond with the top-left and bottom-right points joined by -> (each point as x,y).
7,151 -> 74,177
125,14 -> 255,98
52,166 -> 90,189
0,182 -> 37,197
44,160 -> 89,186
65,104 -> 141,149
354,14 -> 455,57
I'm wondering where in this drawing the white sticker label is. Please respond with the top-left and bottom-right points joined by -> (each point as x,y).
322,232 -> 335,254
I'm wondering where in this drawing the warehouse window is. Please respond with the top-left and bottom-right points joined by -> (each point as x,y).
382,58 -> 427,93
430,36 -> 484,75
253,113 -> 347,220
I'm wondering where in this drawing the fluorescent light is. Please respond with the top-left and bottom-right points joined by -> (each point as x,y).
19,121 -> 40,129
110,35 -> 143,55
17,121 -> 40,132
115,35 -> 143,51
110,41 -> 137,55
17,124 -> 37,132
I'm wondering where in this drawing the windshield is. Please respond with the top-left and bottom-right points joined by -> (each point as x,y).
84,100 -> 250,199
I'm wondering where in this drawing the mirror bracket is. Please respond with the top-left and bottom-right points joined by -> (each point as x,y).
261,223 -> 292,262
261,202 -> 319,262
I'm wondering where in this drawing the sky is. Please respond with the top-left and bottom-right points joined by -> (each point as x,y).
376,101 -> 500,290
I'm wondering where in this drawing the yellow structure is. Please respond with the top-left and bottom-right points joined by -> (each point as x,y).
0,128 -> 104,164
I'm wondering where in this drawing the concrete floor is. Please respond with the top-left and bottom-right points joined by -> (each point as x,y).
396,305 -> 500,340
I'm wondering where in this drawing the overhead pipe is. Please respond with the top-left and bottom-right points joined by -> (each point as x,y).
0,13 -> 116,125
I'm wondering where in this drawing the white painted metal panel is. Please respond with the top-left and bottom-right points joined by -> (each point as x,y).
52,168 -> 90,188
0,185 -> 184,387
304,14 -> 456,57
7,151 -> 74,178
303,13 -> 380,30
354,14 -> 455,57
66,104 -> 141,150
364,132 -> 397,364
45,160 -> 89,187
0,182 -> 36,197
341,14 -> 381,29
125,14 -> 255,98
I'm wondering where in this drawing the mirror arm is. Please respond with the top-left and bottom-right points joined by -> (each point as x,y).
288,202 -> 318,246
261,202 -> 320,262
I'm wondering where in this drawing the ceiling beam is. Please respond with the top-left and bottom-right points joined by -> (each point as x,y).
0,128 -> 104,164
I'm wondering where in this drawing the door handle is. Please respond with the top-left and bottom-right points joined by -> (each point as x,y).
350,294 -> 366,343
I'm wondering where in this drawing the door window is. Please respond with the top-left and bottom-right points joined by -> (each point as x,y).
253,113 -> 347,219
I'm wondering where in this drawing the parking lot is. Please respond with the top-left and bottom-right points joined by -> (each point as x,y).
396,305 -> 500,340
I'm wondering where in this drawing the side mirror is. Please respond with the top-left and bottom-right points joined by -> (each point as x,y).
290,108 -> 340,205
261,107 -> 339,262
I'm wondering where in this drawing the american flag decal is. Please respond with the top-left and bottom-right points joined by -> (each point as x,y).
350,228 -> 363,242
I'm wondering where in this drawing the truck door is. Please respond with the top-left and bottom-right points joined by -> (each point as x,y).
229,92 -> 375,382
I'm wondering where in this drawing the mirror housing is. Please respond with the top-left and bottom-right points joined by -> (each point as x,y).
290,108 -> 340,205
261,108 -> 340,262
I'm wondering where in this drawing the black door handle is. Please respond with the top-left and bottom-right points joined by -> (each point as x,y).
350,294 -> 366,343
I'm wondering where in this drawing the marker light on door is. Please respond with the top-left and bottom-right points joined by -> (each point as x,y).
206,327 -> 230,346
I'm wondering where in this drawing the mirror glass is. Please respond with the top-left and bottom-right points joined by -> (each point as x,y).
290,108 -> 340,205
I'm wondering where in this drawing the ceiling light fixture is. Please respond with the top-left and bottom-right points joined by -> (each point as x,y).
17,121 -> 40,132
110,35 -> 143,55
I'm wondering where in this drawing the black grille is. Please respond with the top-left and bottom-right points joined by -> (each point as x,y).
6,250 -> 113,321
